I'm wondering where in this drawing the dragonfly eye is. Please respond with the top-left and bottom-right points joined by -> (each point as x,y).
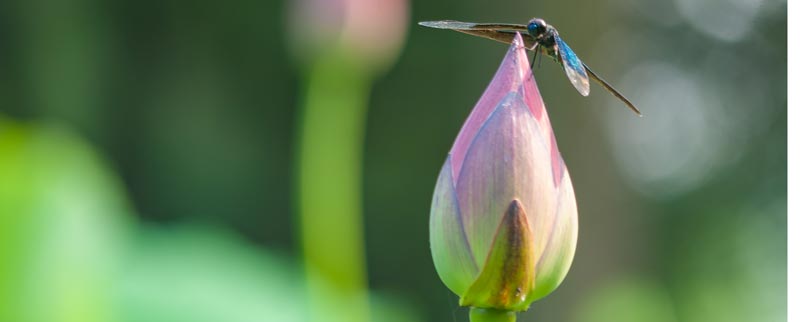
527,18 -> 548,39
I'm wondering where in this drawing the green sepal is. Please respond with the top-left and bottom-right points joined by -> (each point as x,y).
460,199 -> 536,311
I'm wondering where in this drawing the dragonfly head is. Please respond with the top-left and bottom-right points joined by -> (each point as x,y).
527,18 -> 549,40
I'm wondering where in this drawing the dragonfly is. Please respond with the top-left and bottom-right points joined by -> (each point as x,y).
419,18 -> 642,116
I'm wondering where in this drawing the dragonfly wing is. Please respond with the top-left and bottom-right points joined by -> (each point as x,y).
418,20 -> 527,31
554,36 -> 590,96
455,29 -> 538,48
419,21 -> 537,48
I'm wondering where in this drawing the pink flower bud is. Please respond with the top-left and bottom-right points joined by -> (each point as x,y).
430,33 -> 578,313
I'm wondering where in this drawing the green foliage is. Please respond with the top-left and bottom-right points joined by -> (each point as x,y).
114,225 -> 306,322
0,117 -> 423,322
0,118 -> 132,322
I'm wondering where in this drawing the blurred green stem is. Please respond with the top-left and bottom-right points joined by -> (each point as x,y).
296,51 -> 371,322
470,308 -> 517,322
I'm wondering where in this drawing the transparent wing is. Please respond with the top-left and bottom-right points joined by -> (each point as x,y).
554,36 -> 590,96
419,20 -> 527,31
419,20 -> 538,48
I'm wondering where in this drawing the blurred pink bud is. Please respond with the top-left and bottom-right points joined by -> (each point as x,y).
286,0 -> 408,68
430,34 -> 578,312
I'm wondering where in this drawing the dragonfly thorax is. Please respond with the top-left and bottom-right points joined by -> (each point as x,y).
527,18 -> 557,47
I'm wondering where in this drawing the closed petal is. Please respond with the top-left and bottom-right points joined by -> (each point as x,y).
430,157 -> 479,295
530,171 -> 578,302
450,33 -> 531,183
456,92 -> 558,268
520,67 -> 570,259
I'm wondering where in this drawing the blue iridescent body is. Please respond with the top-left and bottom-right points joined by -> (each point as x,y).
419,17 -> 642,115
526,17 -> 590,96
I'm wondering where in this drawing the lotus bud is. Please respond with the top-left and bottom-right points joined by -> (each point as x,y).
429,33 -> 578,321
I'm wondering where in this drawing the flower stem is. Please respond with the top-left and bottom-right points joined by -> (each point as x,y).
469,308 -> 517,322
296,51 -> 372,322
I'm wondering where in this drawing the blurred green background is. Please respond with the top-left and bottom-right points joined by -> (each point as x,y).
0,0 -> 786,321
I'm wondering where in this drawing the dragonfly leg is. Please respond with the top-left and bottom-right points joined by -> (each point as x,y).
529,43 -> 540,70
537,50 -> 543,69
